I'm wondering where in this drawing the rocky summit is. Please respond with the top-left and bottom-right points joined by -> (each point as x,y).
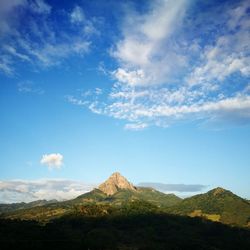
98,172 -> 136,195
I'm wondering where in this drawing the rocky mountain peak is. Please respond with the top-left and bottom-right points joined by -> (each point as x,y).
211,187 -> 227,196
98,172 -> 136,195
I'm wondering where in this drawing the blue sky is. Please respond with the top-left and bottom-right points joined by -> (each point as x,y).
0,0 -> 250,202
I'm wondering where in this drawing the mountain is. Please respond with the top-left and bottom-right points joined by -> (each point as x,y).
0,173 -> 181,221
75,172 -> 181,207
167,187 -> 250,227
98,172 -> 136,195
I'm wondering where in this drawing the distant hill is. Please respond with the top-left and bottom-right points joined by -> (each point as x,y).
167,187 -> 250,227
0,199 -> 57,214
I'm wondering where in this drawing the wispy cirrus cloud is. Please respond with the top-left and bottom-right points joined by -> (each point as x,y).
68,0 -> 250,130
0,0 -> 97,75
18,81 -> 44,94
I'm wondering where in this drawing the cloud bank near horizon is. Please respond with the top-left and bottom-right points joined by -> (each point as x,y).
137,182 -> 208,193
0,178 -> 209,203
0,179 -> 96,203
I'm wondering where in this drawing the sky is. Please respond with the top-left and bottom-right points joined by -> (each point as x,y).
0,0 -> 250,203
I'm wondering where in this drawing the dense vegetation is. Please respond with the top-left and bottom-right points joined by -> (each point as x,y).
167,187 -> 250,227
1,187 -> 250,249
0,200 -> 57,214
0,188 -> 181,222
75,187 -> 182,207
0,200 -> 250,250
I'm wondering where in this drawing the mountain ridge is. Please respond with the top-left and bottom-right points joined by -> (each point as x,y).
1,173 -> 250,227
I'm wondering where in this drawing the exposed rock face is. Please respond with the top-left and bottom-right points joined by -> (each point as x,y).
212,187 -> 226,196
98,172 -> 136,195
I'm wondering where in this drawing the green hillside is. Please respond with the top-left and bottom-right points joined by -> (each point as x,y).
1,201 -> 250,250
1,186 -> 250,249
1,186 -> 250,228
167,187 -> 250,227
74,187 -> 181,207
0,188 -> 181,222
0,200 -> 57,214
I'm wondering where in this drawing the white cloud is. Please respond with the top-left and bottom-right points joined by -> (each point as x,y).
187,1 -> 250,86
68,0 -> 250,129
95,88 -> 103,95
69,82 -> 250,129
40,153 -> 63,169
29,0 -> 51,14
70,6 -> 85,24
0,1 -> 94,75
124,123 -> 148,131
3,45 -> 30,62
0,0 -> 50,37
0,0 -> 27,35
0,179 -> 96,203
18,81 -> 44,94
111,0 -> 189,86
0,57 -> 13,75
113,68 -> 146,86
66,95 -> 87,106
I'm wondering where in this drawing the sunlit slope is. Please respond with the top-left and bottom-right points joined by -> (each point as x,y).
167,187 -> 250,227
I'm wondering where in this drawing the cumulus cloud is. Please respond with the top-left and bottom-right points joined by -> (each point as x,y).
40,153 -> 63,169
0,179 -> 96,203
111,0 -> 189,86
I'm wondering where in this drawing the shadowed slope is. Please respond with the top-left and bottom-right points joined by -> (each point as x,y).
1,201 -> 250,250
